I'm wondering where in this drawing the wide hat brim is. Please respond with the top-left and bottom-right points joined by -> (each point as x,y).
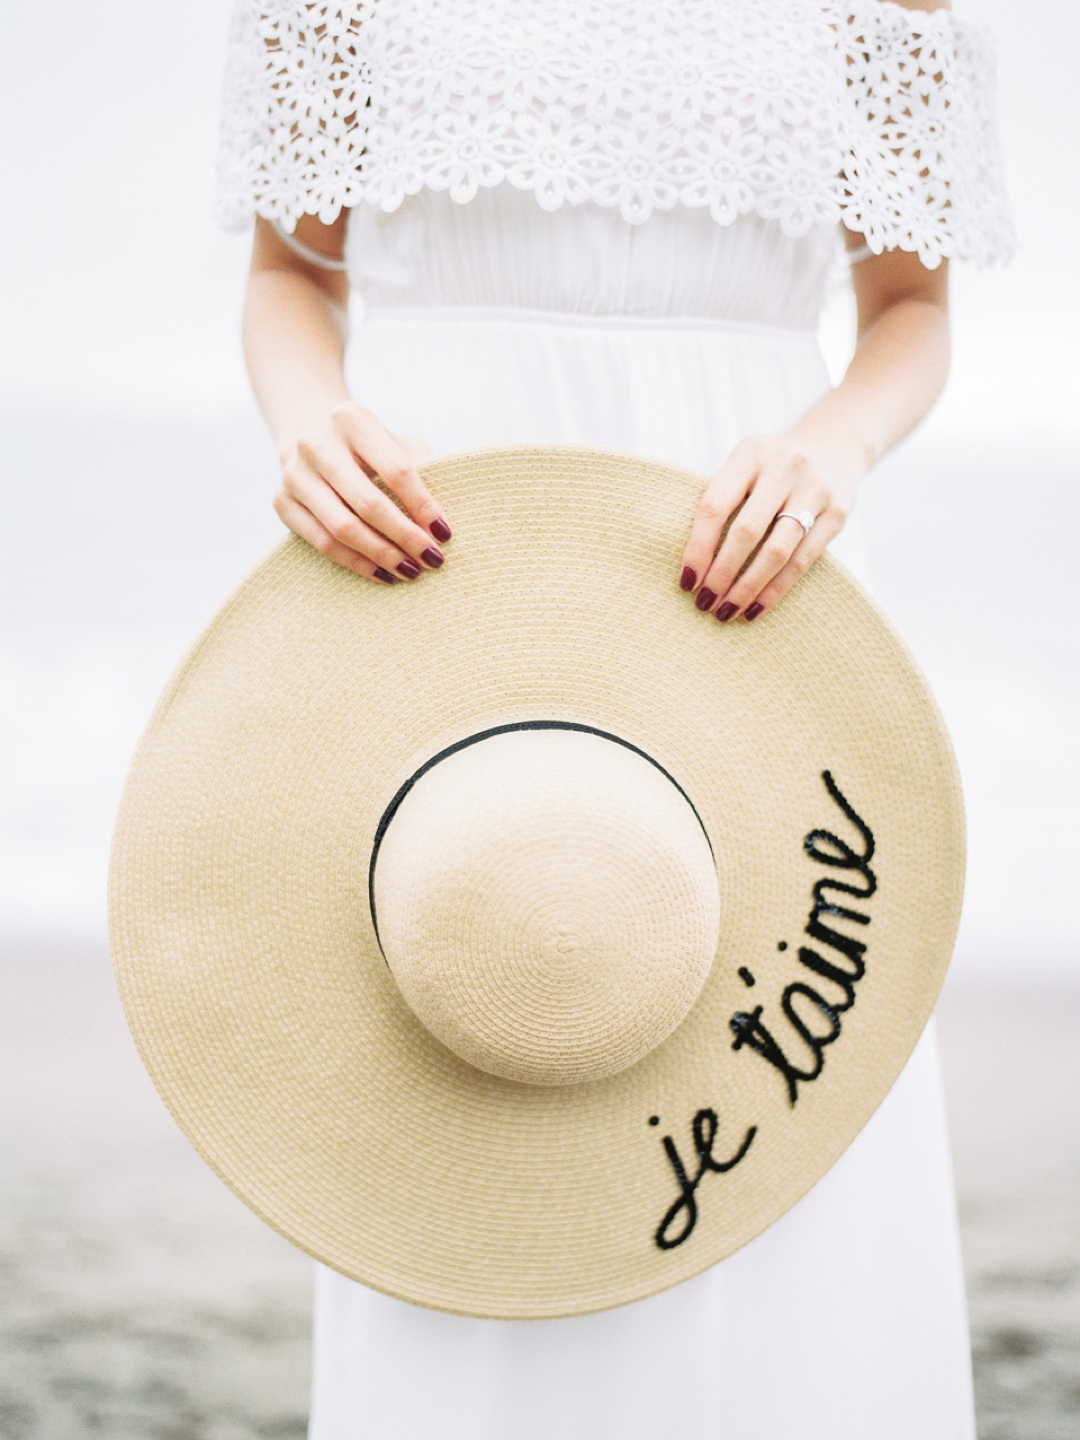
110,446 -> 964,1319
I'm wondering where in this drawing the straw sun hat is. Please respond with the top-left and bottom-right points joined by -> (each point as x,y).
110,446 -> 963,1319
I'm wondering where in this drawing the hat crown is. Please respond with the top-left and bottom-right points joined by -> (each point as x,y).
372,728 -> 721,1085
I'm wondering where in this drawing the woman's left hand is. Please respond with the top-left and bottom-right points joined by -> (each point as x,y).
678,241 -> 951,620
678,429 -> 866,621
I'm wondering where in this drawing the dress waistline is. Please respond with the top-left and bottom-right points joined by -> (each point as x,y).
359,304 -> 817,340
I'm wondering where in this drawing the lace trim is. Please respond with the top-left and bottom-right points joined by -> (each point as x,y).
216,0 -> 1014,268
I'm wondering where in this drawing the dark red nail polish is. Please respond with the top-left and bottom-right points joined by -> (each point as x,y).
680,566 -> 697,593
695,587 -> 717,612
430,517 -> 452,543
421,547 -> 445,569
373,567 -> 396,584
716,601 -> 738,622
397,559 -> 421,579
744,602 -> 765,621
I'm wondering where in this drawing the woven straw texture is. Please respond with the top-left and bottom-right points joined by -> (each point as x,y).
109,446 -> 964,1319
374,727 -> 721,1086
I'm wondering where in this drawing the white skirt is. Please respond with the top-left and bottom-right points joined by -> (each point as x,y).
307,307 -> 975,1440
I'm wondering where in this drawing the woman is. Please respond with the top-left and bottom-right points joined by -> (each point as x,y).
218,0 -> 1012,1435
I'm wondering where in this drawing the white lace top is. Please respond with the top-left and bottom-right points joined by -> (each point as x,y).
216,0 -> 1013,270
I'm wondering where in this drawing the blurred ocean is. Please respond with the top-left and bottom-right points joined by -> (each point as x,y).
2,408 -> 1076,980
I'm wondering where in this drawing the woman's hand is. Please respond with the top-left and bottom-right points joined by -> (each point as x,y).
274,403 -> 451,585
243,216 -> 452,586
678,429 -> 864,622
680,240 -> 951,619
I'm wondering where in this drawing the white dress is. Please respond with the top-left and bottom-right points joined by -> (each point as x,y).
214,4 -> 1014,1437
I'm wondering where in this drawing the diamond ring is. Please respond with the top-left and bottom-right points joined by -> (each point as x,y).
775,509 -> 816,539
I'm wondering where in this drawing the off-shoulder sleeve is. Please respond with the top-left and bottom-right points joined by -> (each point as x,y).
215,0 -> 376,234
837,0 -> 1014,267
214,0 -> 1014,267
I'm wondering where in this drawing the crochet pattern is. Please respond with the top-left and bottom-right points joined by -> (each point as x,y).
216,0 -> 1014,267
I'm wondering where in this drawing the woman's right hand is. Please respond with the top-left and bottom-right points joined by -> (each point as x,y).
274,402 -> 452,584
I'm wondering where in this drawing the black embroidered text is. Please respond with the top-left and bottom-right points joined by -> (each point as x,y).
654,1109 -> 757,1250
729,770 -> 877,1105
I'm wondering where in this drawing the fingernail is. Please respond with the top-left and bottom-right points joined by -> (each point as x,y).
373,568 -> 396,585
695,587 -> 717,612
716,601 -> 738,622
396,559 -> 422,579
744,603 -> 765,621
679,566 -> 697,593
421,547 -> 445,569
430,517 -> 452,543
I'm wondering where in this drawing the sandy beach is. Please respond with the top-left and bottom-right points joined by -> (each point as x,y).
1,936 -> 1077,1439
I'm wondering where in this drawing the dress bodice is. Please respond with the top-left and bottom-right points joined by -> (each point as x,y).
347,188 -> 838,329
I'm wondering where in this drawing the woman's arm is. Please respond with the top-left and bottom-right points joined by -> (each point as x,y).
243,215 -> 451,584
679,0 -> 952,620
678,247 -> 949,620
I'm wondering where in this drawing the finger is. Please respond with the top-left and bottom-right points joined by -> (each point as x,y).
275,493 -> 399,584
286,465 -> 423,577
299,437 -> 445,566
738,514 -> 844,621
339,408 -> 451,541
698,478 -> 791,613
679,442 -> 761,604
714,512 -> 809,616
